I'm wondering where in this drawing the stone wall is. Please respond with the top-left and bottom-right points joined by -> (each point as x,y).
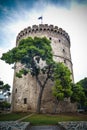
58,121 -> 87,130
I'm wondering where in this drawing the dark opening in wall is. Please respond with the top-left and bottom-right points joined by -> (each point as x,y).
24,98 -> 27,104
64,59 -> 66,63
49,37 -> 52,40
59,39 -> 61,42
40,28 -> 42,31
63,49 -> 65,53
44,28 -> 46,31
15,88 -> 17,93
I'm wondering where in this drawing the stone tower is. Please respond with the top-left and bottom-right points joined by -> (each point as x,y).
12,24 -> 76,113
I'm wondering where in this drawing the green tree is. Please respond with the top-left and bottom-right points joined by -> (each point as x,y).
52,63 -> 72,113
0,80 -> 11,110
0,81 -> 4,89
0,80 -> 10,95
75,78 -> 87,110
1,37 -> 53,113
0,101 -> 11,110
77,77 -> 87,96
71,83 -> 86,110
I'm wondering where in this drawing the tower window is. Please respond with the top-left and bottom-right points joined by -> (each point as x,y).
59,39 -> 61,42
40,28 -> 42,31
49,37 -> 52,40
15,88 -> 17,93
44,28 -> 46,31
64,59 -> 66,63
63,49 -> 65,53
24,98 -> 27,104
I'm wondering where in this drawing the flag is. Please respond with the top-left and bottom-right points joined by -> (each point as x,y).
38,16 -> 42,20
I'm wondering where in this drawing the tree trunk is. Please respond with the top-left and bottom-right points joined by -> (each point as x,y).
35,66 -> 50,113
36,87 -> 44,113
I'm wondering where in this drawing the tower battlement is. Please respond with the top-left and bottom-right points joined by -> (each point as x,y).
16,24 -> 70,44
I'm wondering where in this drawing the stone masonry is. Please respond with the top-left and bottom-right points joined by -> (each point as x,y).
11,24 -> 76,113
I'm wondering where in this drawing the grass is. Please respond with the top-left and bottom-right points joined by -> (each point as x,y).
0,112 -> 29,121
23,113 -> 87,125
0,112 -> 87,125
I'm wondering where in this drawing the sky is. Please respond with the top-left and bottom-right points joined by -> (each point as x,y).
0,0 -> 87,90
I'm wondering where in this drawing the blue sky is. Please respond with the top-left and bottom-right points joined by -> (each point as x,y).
0,0 -> 87,89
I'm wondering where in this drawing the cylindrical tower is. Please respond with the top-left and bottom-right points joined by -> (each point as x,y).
12,24 -> 76,113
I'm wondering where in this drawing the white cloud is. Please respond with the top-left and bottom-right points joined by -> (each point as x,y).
0,1 -> 87,89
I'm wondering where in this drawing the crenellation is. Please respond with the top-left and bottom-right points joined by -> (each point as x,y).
44,24 -> 48,28
26,26 -> 31,34
59,28 -> 62,31
23,28 -> 27,34
49,24 -> 54,30
39,24 -> 45,29
20,31 -> 24,36
54,26 -> 58,29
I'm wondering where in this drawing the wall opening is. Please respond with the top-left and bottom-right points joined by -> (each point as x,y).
24,98 -> 27,104
15,88 -> 17,93
49,37 -> 52,40
64,59 -> 66,64
59,39 -> 61,42
63,49 -> 65,53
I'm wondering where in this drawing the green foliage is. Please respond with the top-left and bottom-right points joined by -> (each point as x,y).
3,84 -> 10,93
77,77 -> 87,96
1,37 -> 53,78
0,80 -> 10,94
52,63 -> 72,101
74,77 -> 87,109
71,83 -> 85,103
52,80 -> 64,100
16,68 -> 29,78
0,81 -> 4,86
1,37 -> 53,65
0,101 -> 11,110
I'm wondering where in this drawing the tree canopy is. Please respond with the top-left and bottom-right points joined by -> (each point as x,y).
52,63 -> 72,100
71,83 -> 86,104
74,77 -> 87,109
77,77 -> 87,96
0,80 -> 10,95
52,63 -> 72,112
